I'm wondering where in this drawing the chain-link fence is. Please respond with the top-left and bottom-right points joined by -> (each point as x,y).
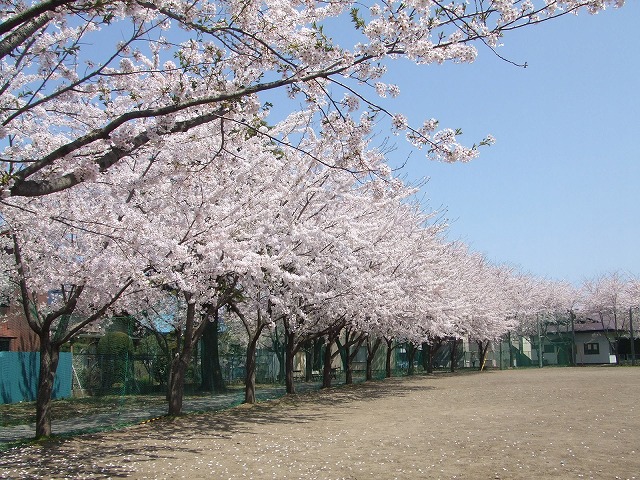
1,332 -> 632,443
69,349 -> 288,396
0,331 -> 605,406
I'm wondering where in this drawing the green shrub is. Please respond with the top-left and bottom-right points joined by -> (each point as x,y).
97,332 -> 134,392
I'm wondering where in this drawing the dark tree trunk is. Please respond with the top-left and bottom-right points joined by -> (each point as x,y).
244,336 -> 259,404
167,299 -> 197,415
35,334 -> 60,439
226,301 -> 267,405
427,343 -> 435,373
450,338 -> 457,372
167,349 -> 190,415
385,339 -> 393,378
285,330 -> 296,394
385,338 -> 393,378
271,330 -> 285,384
338,329 -> 365,385
344,340 -> 353,385
366,338 -> 382,381
304,340 -> 313,382
322,336 -> 334,389
478,340 -> 490,371
429,338 -> 444,372
407,342 -> 416,375
421,342 -> 430,372
200,312 -> 225,393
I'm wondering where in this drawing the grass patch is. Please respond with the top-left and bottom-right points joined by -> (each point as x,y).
0,384 -> 261,428
1,395 -> 170,427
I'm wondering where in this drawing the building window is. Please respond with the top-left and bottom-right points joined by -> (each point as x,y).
584,342 -> 600,355
0,338 -> 10,351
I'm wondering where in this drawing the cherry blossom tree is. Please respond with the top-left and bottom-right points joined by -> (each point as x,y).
1,0 -> 621,199
0,0 -> 631,436
348,202 -> 449,378
108,113 -> 296,412
464,262 -> 517,370
581,272 -> 632,364
627,277 -> 640,313
0,182 -> 141,438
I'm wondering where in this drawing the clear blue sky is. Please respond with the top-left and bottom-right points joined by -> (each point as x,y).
379,3 -> 640,285
260,3 -> 639,285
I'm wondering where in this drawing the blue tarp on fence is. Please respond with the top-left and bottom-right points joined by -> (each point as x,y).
0,351 -> 72,404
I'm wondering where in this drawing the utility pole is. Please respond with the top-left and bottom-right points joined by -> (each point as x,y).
537,314 -> 543,368
630,307 -> 636,366
570,310 -> 577,366
508,330 -> 514,368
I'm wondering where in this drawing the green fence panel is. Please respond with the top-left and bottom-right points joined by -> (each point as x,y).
0,351 -> 72,404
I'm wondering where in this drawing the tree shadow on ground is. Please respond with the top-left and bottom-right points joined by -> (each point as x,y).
0,376 -> 438,478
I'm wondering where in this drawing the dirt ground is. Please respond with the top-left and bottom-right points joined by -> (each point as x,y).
1,367 -> 639,480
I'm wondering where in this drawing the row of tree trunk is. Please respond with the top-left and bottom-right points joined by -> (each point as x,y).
197,320 -> 473,408
33,287 -> 471,439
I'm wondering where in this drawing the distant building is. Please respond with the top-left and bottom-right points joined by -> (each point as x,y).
0,299 -> 39,352
538,314 -> 628,365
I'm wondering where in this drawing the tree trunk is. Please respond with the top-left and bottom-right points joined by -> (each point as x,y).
167,351 -> 190,415
35,334 -> 60,439
428,344 -> 435,373
407,343 -> 416,375
345,361 -> 353,384
426,342 -> 435,374
167,298 -> 196,415
366,338 -> 381,381
428,338 -> 444,372
322,336 -> 334,389
200,313 -> 225,393
285,330 -> 296,394
244,336 -> 259,404
385,338 -> 393,378
339,330 -> 365,385
421,342 -> 430,372
344,341 -> 353,385
450,338 -> 457,373
272,330 -> 285,384
304,340 -> 313,382
477,340 -> 490,371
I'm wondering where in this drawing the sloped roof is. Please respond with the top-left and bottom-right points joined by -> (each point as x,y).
547,314 -> 628,333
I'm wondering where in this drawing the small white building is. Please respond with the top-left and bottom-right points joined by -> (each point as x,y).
538,315 -> 624,365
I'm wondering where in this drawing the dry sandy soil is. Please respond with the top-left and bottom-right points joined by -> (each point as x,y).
1,367 -> 639,480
